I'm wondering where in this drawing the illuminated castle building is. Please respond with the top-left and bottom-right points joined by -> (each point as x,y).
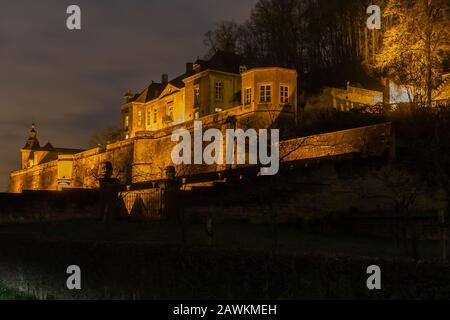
9,52 -> 298,192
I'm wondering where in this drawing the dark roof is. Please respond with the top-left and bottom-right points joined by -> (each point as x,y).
170,71 -> 195,88
41,141 -> 55,151
132,70 -> 196,102
128,51 -> 243,103
22,124 -> 84,157
38,142 -> 84,155
23,140 -> 84,156
168,51 -> 242,89
134,82 -> 166,103
194,51 -> 243,74
23,136 -> 40,150
34,146 -> 84,165
53,148 -> 85,154
23,125 -> 40,150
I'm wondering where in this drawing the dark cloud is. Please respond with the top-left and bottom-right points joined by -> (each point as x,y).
0,0 -> 256,191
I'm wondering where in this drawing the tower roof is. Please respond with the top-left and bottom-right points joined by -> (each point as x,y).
23,122 -> 40,150
41,141 -> 55,151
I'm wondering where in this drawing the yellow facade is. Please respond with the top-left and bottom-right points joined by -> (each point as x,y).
9,52 -> 298,193
241,67 -> 297,115
122,56 -> 297,138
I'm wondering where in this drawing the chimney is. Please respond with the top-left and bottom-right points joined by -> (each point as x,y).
161,74 -> 169,85
186,62 -> 193,73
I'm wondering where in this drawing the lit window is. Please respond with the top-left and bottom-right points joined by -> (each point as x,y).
260,85 -> 271,103
146,110 -> 151,126
239,66 -> 247,73
215,107 -> 223,113
245,87 -> 252,105
124,115 -> 129,129
153,109 -> 157,123
168,105 -> 174,120
280,85 -> 289,104
138,111 -> 142,126
215,81 -> 223,101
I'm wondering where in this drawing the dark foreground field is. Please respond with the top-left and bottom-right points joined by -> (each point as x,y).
0,220 -> 449,299
0,220 -> 443,260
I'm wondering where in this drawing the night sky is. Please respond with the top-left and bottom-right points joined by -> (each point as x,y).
0,0 -> 256,191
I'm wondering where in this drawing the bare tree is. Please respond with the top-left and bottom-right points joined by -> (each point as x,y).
361,166 -> 423,259
88,127 -> 123,148
376,0 -> 450,106
204,21 -> 242,57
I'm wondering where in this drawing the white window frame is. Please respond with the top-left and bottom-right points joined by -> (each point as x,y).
280,85 -> 289,104
146,109 -> 151,126
153,108 -> 157,124
244,87 -> 252,105
137,111 -> 143,126
215,81 -> 223,101
259,84 -> 272,103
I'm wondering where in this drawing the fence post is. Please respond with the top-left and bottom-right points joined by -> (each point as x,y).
98,161 -> 121,222
162,166 -> 180,221
438,209 -> 448,265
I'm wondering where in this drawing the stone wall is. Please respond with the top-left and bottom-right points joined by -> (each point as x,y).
330,85 -> 383,111
9,115 -> 390,193
132,105 -> 296,182
179,159 -> 443,240
9,160 -> 58,193
9,140 -> 135,193
71,140 -> 134,189
280,123 -> 391,162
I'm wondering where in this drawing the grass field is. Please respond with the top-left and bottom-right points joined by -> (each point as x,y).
0,287 -> 35,300
0,219 -> 442,261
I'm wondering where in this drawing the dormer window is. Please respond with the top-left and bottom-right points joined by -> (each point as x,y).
193,63 -> 201,73
124,115 -> 129,130
194,85 -> 200,107
167,102 -> 174,121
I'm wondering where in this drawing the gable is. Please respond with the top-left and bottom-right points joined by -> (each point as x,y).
158,84 -> 180,99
